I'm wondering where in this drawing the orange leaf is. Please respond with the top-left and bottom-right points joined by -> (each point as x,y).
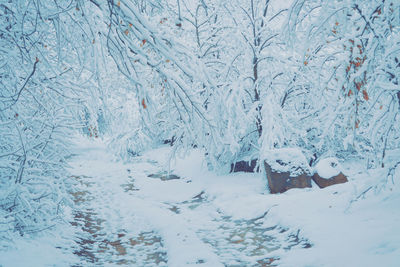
362,90 -> 369,101
124,29 -> 129,35
142,39 -> 146,45
304,61 -> 308,66
117,1 -> 120,7
355,120 -> 359,129
348,89 -> 353,96
335,21 -> 339,26
142,98 -> 147,109
129,23 -> 133,27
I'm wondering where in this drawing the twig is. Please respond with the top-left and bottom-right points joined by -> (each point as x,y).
1,58 -> 39,111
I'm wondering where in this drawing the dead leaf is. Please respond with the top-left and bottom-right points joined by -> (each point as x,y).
362,90 -> 369,101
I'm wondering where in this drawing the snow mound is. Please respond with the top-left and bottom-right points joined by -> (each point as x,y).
263,148 -> 312,176
314,157 -> 341,178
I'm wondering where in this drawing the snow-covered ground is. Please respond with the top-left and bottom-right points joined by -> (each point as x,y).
1,136 -> 399,266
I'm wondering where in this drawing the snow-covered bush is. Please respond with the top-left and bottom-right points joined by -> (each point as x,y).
91,0 -> 399,176
0,0 -> 96,240
283,0 -> 400,165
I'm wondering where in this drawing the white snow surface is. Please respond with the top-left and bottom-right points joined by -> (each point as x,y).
1,136 -> 399,267
0,219 -> 80,266
314,157 -> 341,178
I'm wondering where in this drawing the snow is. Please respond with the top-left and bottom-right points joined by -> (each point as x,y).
1,136 -> 399,267
263,147 -> 312,176
274,184 -> 400,267
314,157 -> 341,178
0,223 -> 80,267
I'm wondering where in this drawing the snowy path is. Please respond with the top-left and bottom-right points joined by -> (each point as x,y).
2,137 -> 399,267
67,138 -> 308,266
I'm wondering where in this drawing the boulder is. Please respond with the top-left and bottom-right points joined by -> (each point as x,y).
312,157 -> 348,188
263,148 -> 313,194
230,159 -> 258,173
312,172 -> 348,188
264,161 -> 312,194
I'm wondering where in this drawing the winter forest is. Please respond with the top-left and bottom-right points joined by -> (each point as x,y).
1,0 -> 400,266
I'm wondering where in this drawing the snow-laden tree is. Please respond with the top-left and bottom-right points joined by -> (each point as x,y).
86,0 -> 399,176
0,0 -> 98,239
96,0 -> 292,170
282,0 -> 400,167
93,0 -> 220,163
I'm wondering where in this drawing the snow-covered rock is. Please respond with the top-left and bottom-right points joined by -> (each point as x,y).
312,158 -> 348,188
263,148 -> 312,176
314,157 -> 341,178
263,148 -> 312,193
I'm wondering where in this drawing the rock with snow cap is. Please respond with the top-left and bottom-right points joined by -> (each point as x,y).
312,157 -> 348,188
263,148 -> 312,194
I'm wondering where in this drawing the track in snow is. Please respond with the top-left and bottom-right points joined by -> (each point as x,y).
67,139 -> 310,267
